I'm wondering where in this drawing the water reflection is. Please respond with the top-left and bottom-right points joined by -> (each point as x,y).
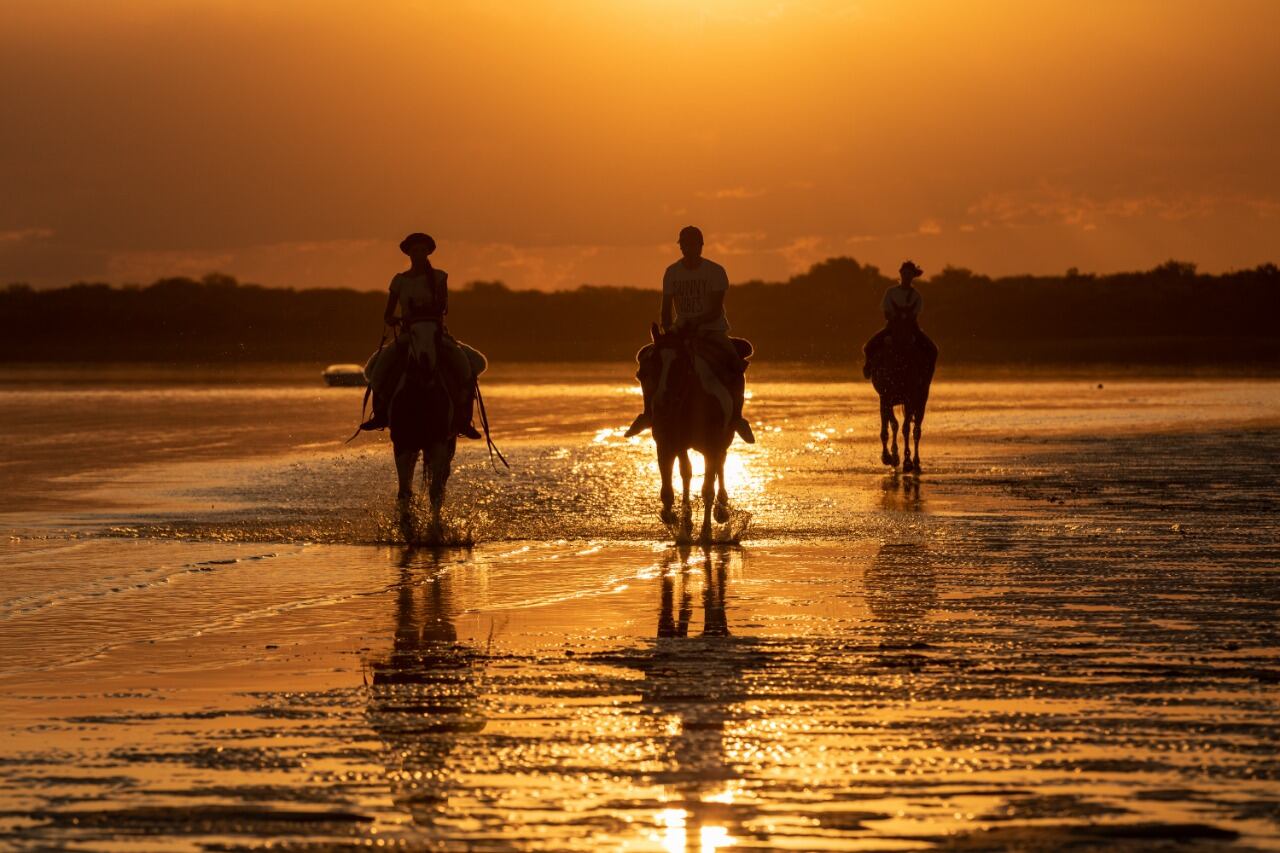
643,546 -> 751,852
879,469 -> 924,512
365,549 -> 485,827
865,542 -> 938,645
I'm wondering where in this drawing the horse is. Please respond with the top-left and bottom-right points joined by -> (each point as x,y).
388,330 -> 462,532
868,315 -> 937,473
649,324 -> 737,541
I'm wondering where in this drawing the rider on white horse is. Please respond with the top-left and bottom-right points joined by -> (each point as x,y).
361,232 -> 483,439
862,260 -> 939,378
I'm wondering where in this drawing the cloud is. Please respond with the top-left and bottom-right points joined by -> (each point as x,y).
0,227 -> 54,246
695,187 -> 768,200
960,184 -> 1272,231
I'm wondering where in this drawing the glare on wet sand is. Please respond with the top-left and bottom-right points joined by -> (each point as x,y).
0,364 -> 1278,850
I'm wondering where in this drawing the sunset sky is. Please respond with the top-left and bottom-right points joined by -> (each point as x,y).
3,0 -> 1278,291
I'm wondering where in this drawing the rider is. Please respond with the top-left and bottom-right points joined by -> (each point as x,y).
862,260 -> 938,378
361,232 -> 482,439
625,226 -> 755,443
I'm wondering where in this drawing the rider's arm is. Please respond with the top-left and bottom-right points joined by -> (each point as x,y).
382,291 -> 398,326
660,290 -> 675,332
435,272 -> 449,317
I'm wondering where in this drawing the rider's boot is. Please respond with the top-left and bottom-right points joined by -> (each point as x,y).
456,383 -> 482,440
624,366 -> 656,437
625,408 -> 652,438
360,393 -> 389,431
729,372 -> 755,444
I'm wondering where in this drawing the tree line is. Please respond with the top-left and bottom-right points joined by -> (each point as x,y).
2,258 -> 1277,365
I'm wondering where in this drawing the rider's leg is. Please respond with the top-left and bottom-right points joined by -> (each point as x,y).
361,336 -> 405,430
706,331 -> 754,444
440,340 -> 481,440
918,329 -> 939,363
863,327 -> 889,378
625,344 -> 657,437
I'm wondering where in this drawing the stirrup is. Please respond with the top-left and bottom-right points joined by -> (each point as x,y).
734,418 -> 755,444
624,412 -> 652,438
360,414 -> 388,431
460,422 -> 482,440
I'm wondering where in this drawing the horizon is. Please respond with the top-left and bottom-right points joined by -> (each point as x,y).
3,1 -> 1279,291
9,254 -> 1276,295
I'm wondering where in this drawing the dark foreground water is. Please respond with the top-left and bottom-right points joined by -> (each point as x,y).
1,365 -> 1278,851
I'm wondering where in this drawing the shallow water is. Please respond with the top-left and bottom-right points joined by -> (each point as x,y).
1,365 -> 1278,850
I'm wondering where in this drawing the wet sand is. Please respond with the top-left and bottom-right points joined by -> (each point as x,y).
1,365 -> 1278,850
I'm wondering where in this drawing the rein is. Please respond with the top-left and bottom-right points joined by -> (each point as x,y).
474,380 -> 509,470
344,323 -> 394,444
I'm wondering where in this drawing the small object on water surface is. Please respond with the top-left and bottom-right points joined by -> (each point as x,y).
322,364 -> 368,387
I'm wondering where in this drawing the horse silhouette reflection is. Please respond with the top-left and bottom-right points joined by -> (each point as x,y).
636,546 -> 757,847
365,549 -> 485,823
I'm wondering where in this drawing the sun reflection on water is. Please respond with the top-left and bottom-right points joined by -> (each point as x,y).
653,808 -> 735,853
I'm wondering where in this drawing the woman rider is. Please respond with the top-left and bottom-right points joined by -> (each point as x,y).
360,232 -> 482,439
862,260 -> 938,377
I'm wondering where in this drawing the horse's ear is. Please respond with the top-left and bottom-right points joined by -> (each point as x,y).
650,321 -> 660,342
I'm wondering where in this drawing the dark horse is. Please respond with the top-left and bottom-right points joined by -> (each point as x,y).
649,324 -> 737,541
868,315 -> 937,473
389,336 -> 461,532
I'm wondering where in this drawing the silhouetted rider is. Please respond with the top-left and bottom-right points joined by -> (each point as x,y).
626,226 -> 755,443
361,232 -> 482,438
862,260 -> 938,378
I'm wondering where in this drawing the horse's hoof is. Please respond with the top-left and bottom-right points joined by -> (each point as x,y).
881,450 -> 893,466
700,523 -> 713,543
890,454 -> 900,468
713,502 -> 730,524
660,508 -> 677,525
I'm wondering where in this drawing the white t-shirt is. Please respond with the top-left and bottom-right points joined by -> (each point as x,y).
882,285 -> 922,321
663,258 -> 730,332
390,268 -> 447,320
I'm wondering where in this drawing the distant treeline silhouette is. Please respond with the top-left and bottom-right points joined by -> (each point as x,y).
3,258 -> 1277,365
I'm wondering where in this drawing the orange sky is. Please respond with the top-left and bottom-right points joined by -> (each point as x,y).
3,0 -> 1278,290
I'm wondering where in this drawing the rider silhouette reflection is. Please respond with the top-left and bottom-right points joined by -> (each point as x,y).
644,546 -> 749,847
366,549 -> 485,822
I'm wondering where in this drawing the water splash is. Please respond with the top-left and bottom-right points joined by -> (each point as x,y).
373,497 -> 477,548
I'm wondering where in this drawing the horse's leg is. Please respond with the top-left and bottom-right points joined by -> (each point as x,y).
395,447 -> 418,501
678,451 -> 693,528
427,441 -> 453,534
901,401 -> 915,473
658,444 -> 677,525
889,406 -> 901,466
700,451 -> 719,542
912,404 -> 924,473
394,446 -> 417,541
879,397 -> 893,466
713,457 -> 730,524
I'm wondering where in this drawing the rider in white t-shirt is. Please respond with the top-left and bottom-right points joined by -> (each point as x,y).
626,226 -> 754,443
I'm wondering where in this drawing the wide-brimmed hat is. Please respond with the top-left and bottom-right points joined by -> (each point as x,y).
899,260 -> 924,279
399,232 -> 436,255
